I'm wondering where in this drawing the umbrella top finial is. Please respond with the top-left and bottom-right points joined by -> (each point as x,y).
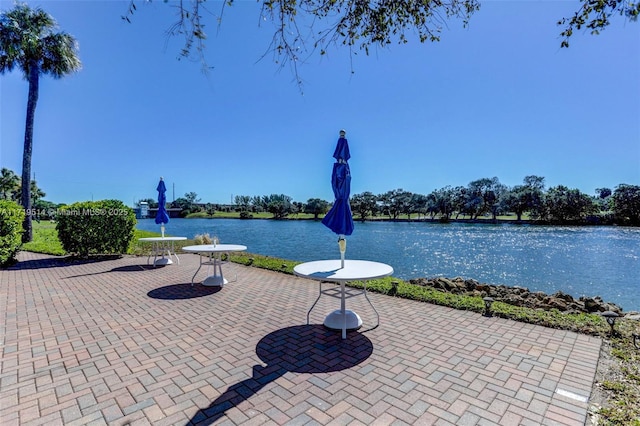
339,129 -> 346,138
160,176 -> 164,180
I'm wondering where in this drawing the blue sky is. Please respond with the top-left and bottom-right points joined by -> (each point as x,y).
1,0 -> 638,206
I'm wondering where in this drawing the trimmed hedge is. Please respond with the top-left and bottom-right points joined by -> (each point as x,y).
0,200 -> 25,265
55,200 -> 136,257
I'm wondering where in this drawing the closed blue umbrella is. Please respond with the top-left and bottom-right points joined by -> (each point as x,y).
156,177 -> 170,237
321,130 -> 354,267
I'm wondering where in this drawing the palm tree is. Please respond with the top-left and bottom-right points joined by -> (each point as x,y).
0,3 -> 81,242
0,168 -> 19,200
28,180 -> 45,205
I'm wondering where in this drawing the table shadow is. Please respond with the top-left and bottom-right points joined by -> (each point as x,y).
188,324 -> 373,425
62,263 -> 162,279
111,264 -> 162,272
7,254 -> 122,270
147,283 -> 222,300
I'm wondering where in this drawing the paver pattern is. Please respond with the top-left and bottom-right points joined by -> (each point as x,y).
1,251 -> 602,425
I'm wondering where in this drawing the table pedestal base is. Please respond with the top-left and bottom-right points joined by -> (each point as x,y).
183,245 -> 247,287
324,310 -> 362,331
295,259 -> 392,340
139,238 -> 186,267
190,253 -> 235,287
202,275 -> 228,287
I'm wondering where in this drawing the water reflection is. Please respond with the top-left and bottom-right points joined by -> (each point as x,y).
137,219 -> 640,309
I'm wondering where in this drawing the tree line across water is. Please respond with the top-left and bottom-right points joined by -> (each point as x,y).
2,168 -> 638,226
136,175 -> 640,226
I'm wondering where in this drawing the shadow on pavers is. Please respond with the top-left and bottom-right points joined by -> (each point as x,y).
147,283 -> 222,300
6,254 -> 124,270
188,324 -> 374,425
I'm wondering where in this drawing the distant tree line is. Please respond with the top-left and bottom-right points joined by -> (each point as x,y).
141,193 -> 305,220
145,175 -> 639,226
3,167 -> 637,226
352,176 -> 640,226
343,176 -> 640,226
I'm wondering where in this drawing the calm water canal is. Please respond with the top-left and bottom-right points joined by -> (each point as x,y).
136,218 -> 640,310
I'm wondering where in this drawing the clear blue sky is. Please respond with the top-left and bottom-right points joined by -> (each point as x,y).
1,0 -> 638,206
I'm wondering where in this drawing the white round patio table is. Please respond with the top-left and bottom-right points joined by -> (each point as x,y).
182,244 -> 247,287
294,259 -> 394,339
138,236 -> 187,266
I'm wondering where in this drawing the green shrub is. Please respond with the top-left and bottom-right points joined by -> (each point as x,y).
55,200 -> 136,257
0,200 -> 25,265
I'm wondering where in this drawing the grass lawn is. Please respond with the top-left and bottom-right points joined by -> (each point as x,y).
23,221 -> 176,256
21,221 -> 65,255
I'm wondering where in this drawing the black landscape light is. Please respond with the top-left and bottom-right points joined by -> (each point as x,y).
483,297 -> 494,317
601,311 -> 619,334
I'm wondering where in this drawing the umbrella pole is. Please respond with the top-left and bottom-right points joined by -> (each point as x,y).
338,237 -> 346,268
161,225 -> 165,238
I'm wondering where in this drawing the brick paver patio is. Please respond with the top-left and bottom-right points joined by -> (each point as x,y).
1,251 -> 601,425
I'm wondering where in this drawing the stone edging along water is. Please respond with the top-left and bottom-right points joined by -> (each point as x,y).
407,276 -> 631,315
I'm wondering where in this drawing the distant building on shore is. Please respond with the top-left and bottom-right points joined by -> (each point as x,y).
134,202 -> 182,219
147,207 -> 182,219
134,202 -> 149,219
